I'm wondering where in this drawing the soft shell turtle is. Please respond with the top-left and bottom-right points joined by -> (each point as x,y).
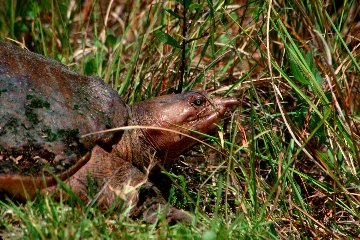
0,41 -> 237,220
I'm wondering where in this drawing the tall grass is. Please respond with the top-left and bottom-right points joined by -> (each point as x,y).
0,0 -> 359,238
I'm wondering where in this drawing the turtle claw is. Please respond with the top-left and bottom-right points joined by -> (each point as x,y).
129,182 -> 192,224
140,204 -> 193,224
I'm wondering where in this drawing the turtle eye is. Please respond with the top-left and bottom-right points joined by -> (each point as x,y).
192,96 -> 205,106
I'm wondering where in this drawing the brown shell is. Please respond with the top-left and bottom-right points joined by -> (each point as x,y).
0,42 -> 128,177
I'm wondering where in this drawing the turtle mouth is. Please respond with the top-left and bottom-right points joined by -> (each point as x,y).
183,96 -> 238,133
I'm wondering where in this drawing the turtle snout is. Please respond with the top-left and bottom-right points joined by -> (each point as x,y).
213,96 -> 238,115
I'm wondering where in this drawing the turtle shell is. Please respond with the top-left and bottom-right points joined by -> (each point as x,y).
0,42 -> 128,177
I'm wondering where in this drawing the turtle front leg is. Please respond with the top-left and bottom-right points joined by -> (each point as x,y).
52,145 -> 143,208
48,145 -> 191,223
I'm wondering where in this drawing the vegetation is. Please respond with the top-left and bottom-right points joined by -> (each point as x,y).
0,0 -> 359,238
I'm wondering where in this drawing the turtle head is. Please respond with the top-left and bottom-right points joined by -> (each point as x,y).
130,91 -> 238,162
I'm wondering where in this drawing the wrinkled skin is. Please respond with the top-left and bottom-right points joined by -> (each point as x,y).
0,42 -> 237,222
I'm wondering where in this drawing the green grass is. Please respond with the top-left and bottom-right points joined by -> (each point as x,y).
1,0 -> 359,239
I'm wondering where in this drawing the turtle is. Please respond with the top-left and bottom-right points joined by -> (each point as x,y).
0,41 -> 237,221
